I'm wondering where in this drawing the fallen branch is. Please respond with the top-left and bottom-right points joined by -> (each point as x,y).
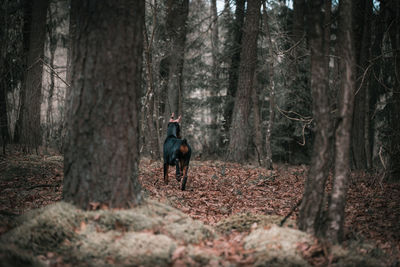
27,183 -> 60,190
280,197 -> 302,226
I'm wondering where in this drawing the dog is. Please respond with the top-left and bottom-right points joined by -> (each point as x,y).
163,113 -> 191,190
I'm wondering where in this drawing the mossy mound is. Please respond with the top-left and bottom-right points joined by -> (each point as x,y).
0,200 -> 215,266
0,245 -> 42,267
330,242 -> 387,267
1,202 -> 82,255
215,212 -> 296,233
244,224 -> 312,267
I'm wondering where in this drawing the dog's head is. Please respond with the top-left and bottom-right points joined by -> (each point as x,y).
167,113 -> 181,138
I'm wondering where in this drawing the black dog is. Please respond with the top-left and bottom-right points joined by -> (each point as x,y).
163,114 -> 191,190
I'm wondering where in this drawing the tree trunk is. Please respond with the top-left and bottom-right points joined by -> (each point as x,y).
227,0 -> 260,162
223,0 -> 245,137
164,0 -> 189,117
351,0 -> 372,170
209,0 -> 220,155
252,75 -> 265,166
0,86 -> 9,154
324,0 -> 355,243
262,2 -> 275,170
143,0 -> 161,160
46,7 -> 57,150
15,0 -> 49,152
63,0 -> 144,209
387,0 -> 400,181
297,0 -> 331,236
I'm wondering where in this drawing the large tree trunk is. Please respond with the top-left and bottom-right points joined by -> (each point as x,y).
16,0 -> 49,152
223,0 -> 245,138
63,0 -> 144,209
324,0 -> 355,243
297,0 -> 331,236
351,0 -> 372,170
387,0 -> 400,181
227,0 -> 260,162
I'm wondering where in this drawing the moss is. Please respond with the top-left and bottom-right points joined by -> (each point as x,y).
72,232 -> 177,266
0,244 -> 43,267
244,225 -> 312,267
215,212 -> 296,233
1,202 -> 82,255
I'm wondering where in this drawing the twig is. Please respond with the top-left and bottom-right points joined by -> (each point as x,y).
27,183 -> 60,190
280,197 -> 302,226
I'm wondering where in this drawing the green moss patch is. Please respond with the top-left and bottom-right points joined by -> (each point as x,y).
215,212 -> 296,233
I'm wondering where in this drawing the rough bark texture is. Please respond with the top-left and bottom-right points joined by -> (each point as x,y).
0,5 -> 10,153
63,0 -> 144,209
18,0 -> 49,152
324,0 -> 355,243
292,0 -> 305,43
262,2 -> 275,170
297,0 -> 331,236
351,0 -> 372,170
227,0 -> 260,162
251,76 -> 265,166
223,0 -> 245,136
143,1 -> 161,160
387,0 -> 400,181
209,0 -> 219,154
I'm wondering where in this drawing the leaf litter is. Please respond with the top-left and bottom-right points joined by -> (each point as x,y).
0,154 -> 399,266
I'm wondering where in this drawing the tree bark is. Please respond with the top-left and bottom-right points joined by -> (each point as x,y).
262,2 -> 275,170
324,0 -> 355,243
16,0 -> 49,152
387,0 -> 400,181
227,0 -> 260,162
63,0 -> 144,209
143,0 -> 161,160
164,0 -> 189,117
298,0 -> 331,236
209,0 -> 220,155
351,0 -> 372,170
223,0 -> 245,137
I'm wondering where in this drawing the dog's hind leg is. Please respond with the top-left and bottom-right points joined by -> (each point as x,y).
181,164 -> 189,190
163,163 -> 169,184
175,159 -> 182,182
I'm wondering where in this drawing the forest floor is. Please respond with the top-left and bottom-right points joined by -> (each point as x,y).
0,151 -> 399,266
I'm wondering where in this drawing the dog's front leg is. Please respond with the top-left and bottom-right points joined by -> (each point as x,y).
175,158 -> 181,182
163,163 -> 169,184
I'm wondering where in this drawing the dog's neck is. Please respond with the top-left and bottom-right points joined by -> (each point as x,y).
167,122 -> 180,138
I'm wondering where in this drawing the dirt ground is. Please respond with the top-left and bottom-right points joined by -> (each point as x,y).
0,151 -> 399,266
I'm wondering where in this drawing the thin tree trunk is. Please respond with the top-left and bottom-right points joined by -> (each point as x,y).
143,0 -> 161,160
298,0 -> 331,236
324,0 -> 355,243
223,0 -> 245,137
63,0 -> 144,209
209,0 -> 219,155
252,74 -> 265,166
263,2 -> 275,170
46,7 -> 57,150
227,0 -> 260,162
